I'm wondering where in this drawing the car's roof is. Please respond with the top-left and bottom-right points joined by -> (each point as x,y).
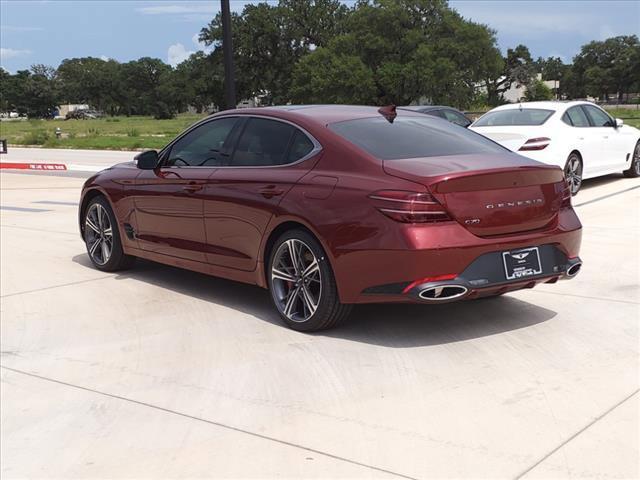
487,100 -> 595,113
212,105 -> 425,126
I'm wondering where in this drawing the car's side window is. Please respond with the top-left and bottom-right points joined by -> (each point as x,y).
166,117 -> 239,167
231,118 -> 297,167
425,109 -> 445,120
582,105 -> 613,127
442,109 -> 471,127
565,107 -> 590,127
287,130 -> 315,163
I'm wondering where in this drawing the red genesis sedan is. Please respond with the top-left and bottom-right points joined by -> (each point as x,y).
79,105 -> 583,331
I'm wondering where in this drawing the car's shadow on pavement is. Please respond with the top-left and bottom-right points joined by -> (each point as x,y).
73,255 -> 557,348
580,173 -> 627,191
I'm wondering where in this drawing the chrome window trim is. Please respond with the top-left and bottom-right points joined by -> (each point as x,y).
158,114 -> 322,170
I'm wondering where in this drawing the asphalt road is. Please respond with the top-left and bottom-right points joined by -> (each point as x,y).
1,149 -> 638,479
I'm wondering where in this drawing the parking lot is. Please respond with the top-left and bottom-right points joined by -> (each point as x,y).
1,150 -> 638,479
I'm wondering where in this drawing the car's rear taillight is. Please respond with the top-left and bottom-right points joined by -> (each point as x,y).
369,190 -> 451,223
519,137 -> 551,151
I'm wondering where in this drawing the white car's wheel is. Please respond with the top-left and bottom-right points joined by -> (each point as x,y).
564,152 -> 583,195
623,141 -> 640,178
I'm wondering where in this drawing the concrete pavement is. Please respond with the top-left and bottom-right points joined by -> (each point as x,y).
1,165 -> 638,479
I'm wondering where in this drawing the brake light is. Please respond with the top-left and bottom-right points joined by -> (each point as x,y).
368,190 -> 451,223
519,137 -> 551,151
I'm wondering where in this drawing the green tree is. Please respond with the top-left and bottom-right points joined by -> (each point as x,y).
57,57 -> 125,115
174,51 -> 225,112
2,66 -> 60,118
291,0 -> 502,107
0,68 -> 14,112
536,56 -> 565,81
199,0 -> 350,104
572,35 -> 640,101
120,58 -> 178,118
291,47 -> 376,103
484,44 -> 536,106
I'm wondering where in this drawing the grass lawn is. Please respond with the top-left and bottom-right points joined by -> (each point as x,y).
0,114 -> 207,150
606,108 -> 640,128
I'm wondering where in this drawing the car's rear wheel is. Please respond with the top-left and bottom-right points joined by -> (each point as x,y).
83,196 -> 135,271
564,152 -> 583,195
623,141 -> 640,178
268,230 -> 351,331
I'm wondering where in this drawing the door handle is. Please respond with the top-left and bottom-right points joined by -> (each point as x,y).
259,186 -> 284,198
183,184 -> 203,193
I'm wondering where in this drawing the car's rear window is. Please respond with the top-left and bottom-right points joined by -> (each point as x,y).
474,109 -> 554,126
328,116 -> 506,160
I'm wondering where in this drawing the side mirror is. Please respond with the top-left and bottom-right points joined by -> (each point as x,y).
615,118 -> 624,128
135,150 -> 159,169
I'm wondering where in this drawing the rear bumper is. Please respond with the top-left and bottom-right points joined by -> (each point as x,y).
332,208 -> 582,303
404,253 -> 582,303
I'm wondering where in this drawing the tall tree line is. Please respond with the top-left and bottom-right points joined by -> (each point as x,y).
1,0 -> 639,119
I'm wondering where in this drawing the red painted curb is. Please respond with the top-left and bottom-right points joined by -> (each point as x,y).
0,162 -> 67,171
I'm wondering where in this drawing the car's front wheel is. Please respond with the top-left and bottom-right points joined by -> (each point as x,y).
564,152 -> 583,195
83,196 -> 135,271
268,230 -> 352,331
623,141 -> 640,178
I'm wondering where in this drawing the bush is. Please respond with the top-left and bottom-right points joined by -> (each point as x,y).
19,130 -> 50,145
127,128 -> 140,137
87,127 -> 100,135
525,80 -> 553,101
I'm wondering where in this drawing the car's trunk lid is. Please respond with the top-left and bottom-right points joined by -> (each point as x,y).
383,153 -> 565,237
470,126 -> 535,151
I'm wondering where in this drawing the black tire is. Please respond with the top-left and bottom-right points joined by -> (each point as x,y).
267,229 -> 352,332
83,195 -> 135,272
623,141 -> 640,178
564,152 -> 583,196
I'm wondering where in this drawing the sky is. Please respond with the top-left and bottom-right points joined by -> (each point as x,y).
1,0 -> 639,72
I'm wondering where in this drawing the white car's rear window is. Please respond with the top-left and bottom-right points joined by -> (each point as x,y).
474,109 -> 554,127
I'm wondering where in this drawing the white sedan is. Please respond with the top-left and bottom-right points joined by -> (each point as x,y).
470,101 -> 640,194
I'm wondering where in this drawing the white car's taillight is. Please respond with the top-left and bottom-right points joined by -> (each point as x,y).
519,137 -> 551,151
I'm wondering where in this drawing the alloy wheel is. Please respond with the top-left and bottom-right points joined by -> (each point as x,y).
85,203 -> 113,266
271,239 -> 322,323
565,155 -> 582,195
634,143 -> 640,175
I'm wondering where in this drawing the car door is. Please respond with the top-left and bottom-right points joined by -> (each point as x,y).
562,106 -> 601,178
582,104 -> 628,172
132,117 -> 240,262
204,117 -> 321,271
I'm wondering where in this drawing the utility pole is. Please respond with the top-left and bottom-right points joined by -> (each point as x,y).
221,0 -> 236,110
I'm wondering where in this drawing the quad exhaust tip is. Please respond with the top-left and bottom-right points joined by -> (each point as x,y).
419,285 -> 468,301
566,262 -> 582,278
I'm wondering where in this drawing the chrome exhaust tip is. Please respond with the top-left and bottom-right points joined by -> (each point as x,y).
418,285 -> 469,301
565,262 -> 582,278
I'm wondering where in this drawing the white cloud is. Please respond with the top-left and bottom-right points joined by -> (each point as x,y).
100,55 -> 110,61
137,2 -> 250,21
167,43 -> 194,67
137,4 -> 216,15
191,33 -> 213,54
0,48 -> 32,60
